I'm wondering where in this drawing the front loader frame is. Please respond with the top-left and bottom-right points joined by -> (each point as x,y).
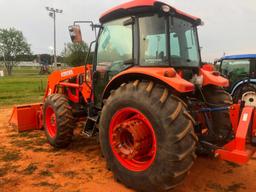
45,65 -> 92,104
9,65 -> 93,132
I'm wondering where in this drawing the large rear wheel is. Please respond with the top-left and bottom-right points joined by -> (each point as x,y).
99,81 -> 197,192
43,94 -> 74,148
202,86 -> 233,144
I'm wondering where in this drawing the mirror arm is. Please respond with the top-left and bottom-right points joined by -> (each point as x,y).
73,21 -> 101,38
85,40 -> 96,66
84,40 -> 96,89
73,21 -> 93,30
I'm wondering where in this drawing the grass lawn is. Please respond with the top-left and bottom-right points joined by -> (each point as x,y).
0,67 -> 48,107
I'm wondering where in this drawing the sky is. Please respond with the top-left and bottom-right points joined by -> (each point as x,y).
0,0 -> 255,61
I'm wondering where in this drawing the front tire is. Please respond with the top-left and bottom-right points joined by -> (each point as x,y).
99,81 -> 197,192
43,94 -> 74,148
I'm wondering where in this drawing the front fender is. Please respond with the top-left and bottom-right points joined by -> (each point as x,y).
102,67 -> 195,100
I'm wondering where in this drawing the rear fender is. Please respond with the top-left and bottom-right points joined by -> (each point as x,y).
200,68 -> 229,87
102,67 -> 194,102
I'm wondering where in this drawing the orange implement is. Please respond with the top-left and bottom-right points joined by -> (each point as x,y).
9,103 -> 43,132
216,106 -> 256,164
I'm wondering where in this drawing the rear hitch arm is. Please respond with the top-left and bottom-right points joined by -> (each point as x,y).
215,106 -> 256,164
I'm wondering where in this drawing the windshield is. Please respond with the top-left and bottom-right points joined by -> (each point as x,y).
139,15 -> 200,67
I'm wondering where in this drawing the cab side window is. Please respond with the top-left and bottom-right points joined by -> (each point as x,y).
97,18 -> 133,77
94,18 -> 133,108
139,15 -> 167,66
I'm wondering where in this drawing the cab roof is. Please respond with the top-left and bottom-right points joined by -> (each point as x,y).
222,54 -> 256,60
100,0 -> 199,23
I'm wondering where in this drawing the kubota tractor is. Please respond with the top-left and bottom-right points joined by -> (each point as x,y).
9,1 -> 256,191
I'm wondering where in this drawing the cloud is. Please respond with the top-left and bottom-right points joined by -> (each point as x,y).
168,0 -> 256,60
0,0 -> 255,61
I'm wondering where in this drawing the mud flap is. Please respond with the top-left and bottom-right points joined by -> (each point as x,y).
9,103 -> 43,132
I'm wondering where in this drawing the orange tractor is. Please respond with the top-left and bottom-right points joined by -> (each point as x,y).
9,0 -> 256,191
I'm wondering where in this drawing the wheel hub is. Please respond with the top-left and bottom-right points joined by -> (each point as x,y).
112,119 -> 153,160
50,114 -> 56,126
109,107 -> 157,172
45,106 -> 57,138
242,91 -> 256,107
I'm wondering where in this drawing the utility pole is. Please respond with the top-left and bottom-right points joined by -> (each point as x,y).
46,7 -> 63,68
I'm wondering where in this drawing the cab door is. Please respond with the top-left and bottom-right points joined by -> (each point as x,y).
93,17 -> 133,108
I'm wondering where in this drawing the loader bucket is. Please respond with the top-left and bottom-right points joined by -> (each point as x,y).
9,103 -> 43,132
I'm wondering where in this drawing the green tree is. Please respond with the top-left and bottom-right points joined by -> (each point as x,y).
63,41 -> 93,66
0,28 -> 32,75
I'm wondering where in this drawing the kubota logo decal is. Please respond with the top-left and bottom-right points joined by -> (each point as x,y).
61,70 -> 73,77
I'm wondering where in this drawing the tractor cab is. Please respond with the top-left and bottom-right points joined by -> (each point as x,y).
97,1 -> 202,69
74,1 -> 202,67
69,1 -> 203,70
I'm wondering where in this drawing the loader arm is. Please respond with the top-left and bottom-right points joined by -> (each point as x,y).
44,65 -> 92,103
9,65 -> 93,131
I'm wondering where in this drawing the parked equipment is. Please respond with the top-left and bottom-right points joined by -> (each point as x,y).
37,54 -> 52,75
9,1 -> 256,191
9,104 -> 42,131
215,54 -> 256,102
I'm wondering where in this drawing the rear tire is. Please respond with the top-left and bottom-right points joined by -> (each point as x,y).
99,81 -> 197,192
43,94 -> 74,148
202,86 -> 233,144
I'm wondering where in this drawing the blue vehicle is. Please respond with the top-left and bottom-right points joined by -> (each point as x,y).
216,54 -> 256,102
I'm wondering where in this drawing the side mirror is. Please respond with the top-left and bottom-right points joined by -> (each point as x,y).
68,25 -> 82,43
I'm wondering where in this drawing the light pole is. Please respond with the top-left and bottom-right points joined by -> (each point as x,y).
46,7 -> 63,68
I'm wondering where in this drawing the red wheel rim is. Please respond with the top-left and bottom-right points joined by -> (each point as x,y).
45,106 -> 57,138
109,107 -> 157,172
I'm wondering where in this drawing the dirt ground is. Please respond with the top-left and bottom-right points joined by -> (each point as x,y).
0,108 -> 256,192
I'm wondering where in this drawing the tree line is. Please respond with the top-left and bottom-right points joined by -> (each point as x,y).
0,27 -> 91,75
